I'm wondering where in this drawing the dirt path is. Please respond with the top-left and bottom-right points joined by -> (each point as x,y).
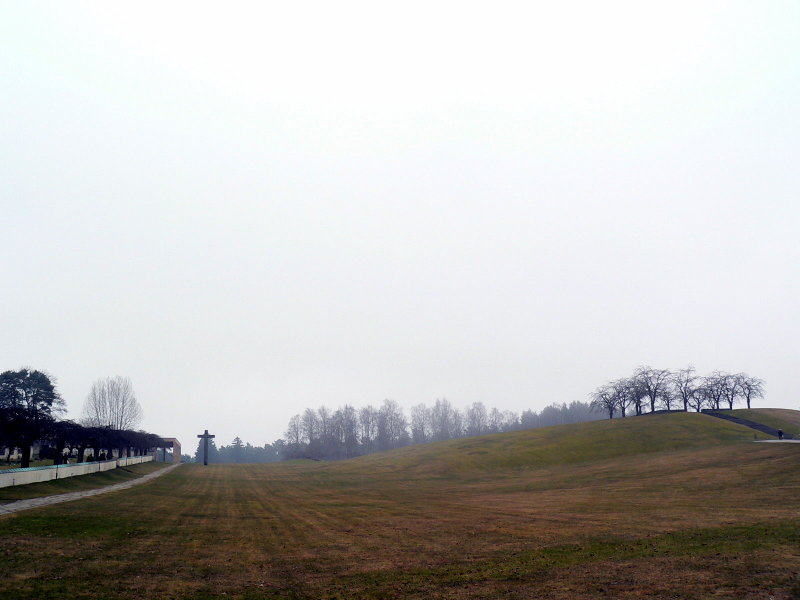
0,463 -> 182,516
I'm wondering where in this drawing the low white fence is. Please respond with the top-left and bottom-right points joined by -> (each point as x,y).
0,455 -> 154,489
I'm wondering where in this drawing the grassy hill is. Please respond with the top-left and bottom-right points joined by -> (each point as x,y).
1,412 -> 798,599
728,408 -> 800,437
345,411 -> 759,476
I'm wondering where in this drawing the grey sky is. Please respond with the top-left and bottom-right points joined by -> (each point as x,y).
2,1 -> 798,452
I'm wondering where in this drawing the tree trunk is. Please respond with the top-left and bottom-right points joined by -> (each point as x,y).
20,443 -> 31,468
54,443 -> 65,465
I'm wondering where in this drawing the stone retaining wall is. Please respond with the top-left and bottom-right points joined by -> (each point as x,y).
0,455 -> 154,489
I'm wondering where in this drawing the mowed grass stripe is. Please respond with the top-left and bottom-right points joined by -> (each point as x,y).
1,413 -> 799,599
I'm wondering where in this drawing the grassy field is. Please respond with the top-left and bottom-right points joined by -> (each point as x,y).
1,412 -> 799,599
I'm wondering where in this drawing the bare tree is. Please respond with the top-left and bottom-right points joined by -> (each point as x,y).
590,383 -> 617,419
659,387 -> 678,411
81,376 -> 142,430
612,379 -> 632,418
333,405 -> 359,458
720,373 -> 742,410
687,385 -> 707,412
430,398 -> 461,441
376,399 -> 408,450
634,366 -> 673,413
317,405 -> 334,454
410,403 -> 431,444
285,414 -> 302,446
627,377 -> 647,415
358,405 -> 378,451
466,402 -> 488,436
487,407 -> 504,432
672,366 -> 697,412
301,408 -> 319,445
703,372 -> 727,410
737,374 -> 764,409
501,410 -> 519,431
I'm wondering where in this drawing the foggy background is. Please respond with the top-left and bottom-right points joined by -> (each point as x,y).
2,1 -> 798,452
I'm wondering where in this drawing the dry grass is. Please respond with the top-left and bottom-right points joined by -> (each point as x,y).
1,413 -> 799,599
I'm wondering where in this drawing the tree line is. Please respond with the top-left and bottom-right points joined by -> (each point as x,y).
280,398 -> 603,461
189,400 -> 603,463
192,436 -> 283,464
0,368 -> 164,467
589,366 -> 765,419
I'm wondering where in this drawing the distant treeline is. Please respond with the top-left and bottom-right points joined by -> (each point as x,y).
589,366 -> 765,419
193,436 -> 283,464
284,398 -> 608,459
193,400 -> 604,463
280,399 -> 603,461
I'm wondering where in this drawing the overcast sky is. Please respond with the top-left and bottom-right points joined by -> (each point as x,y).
2,1 -> 798,453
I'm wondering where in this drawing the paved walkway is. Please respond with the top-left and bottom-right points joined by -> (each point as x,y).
755,439 -> 800,443
0,463 -> 182,516
702,410 -> 794,439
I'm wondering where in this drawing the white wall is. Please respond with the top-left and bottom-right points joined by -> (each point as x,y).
0,456 -> 153,489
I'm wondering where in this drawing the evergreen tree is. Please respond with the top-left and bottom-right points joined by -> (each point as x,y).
231,436 -> 245,463
0,368 -> 64,467
193,437 -> 219,464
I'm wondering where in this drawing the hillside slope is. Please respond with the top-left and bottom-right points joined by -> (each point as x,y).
343,411 -> 759,476
728,408 -> 800,437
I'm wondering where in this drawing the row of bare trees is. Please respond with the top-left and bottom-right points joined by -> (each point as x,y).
285,400 -> 409,459
589,366 -> 765,419
283,399 -> 602,460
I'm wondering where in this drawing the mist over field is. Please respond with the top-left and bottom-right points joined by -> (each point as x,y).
1,1 -> 798,450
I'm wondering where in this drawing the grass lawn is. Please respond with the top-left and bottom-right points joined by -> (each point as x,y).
0,461 -> 170,503
1,413 -> 799,599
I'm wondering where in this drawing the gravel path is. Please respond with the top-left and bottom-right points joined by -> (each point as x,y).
0,463 -> 182,516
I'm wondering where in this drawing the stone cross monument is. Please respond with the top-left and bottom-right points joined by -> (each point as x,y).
197,429 -> 215,466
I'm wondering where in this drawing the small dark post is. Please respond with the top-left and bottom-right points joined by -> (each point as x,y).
197,429 -> 215,466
